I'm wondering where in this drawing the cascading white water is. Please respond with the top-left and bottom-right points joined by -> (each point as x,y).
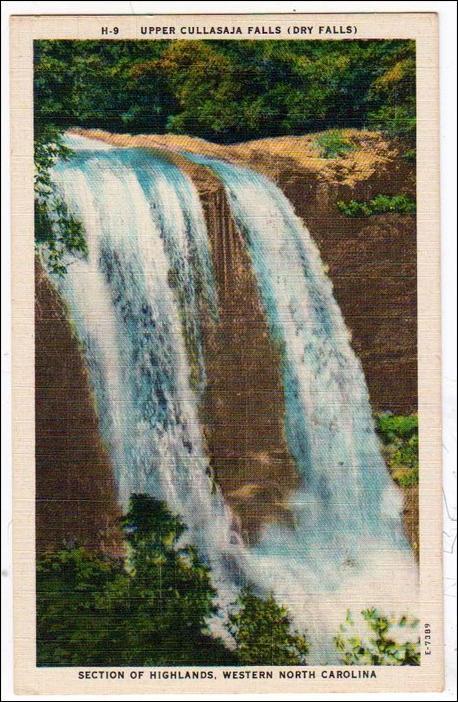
185,153 -> 419,660
47,135 -> 418,663
49,137 -> 245,638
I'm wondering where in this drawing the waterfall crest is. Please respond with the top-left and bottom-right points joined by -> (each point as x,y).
47,135 -> 417,662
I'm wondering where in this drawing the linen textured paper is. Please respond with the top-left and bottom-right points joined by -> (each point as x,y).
10,13 -> 443,694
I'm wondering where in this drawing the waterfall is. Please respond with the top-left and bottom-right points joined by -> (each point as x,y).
46,135 -> 418,663
185,154 -> 418,658
50,137 -> 245,637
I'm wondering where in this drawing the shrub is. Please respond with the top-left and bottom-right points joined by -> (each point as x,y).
314,130 -> 355,159
336,199 -> 373,217
335,609 -> 420,665
36,547 -> 127,666
367,105 -> 416,142
402,148 -> 417,163
337,193 -> 416,217
376,413 -> 419,487
227,586 -> 309,665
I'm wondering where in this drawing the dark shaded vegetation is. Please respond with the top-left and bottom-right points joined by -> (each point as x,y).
34,125 -> 87,275
337,194 -> 416,218
376,414 -> 419,487
37,495 -> 235,666
34,39 -> 416,144
228,587 -> 309,665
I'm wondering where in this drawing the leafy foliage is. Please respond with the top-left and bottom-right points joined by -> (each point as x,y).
402,148 -> 417,163
36,494 -> 233,666
34,124 -> 87,275
337,194 -> 416,218
34,39 -> 416,143
37,494 -> 312,666
36,546 -> 127,666
376,414 -> 419,487
335,609 -> 420,665
227,586 -> 309,665
314,131 -> 355,159
366,46 -> 416,159
120,495 -> 219,644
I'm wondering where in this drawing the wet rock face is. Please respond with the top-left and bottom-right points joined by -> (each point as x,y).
197,186 -> 300,542
35,260 -> 123,557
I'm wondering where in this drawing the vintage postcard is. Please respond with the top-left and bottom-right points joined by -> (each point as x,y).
10,12 -> 443,694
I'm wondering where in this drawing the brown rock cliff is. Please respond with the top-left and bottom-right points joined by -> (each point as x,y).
197,182 -> 299,541
35,259 -> 123,556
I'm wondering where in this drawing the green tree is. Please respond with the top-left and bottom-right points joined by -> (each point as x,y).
366,41 -> 416,145
36,494 -> 234,666
334,609 -> 420,666
227,586 -> 309,665
34,39 -> 416,144
36,546 -> 127,666
119,494 -> 222,664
